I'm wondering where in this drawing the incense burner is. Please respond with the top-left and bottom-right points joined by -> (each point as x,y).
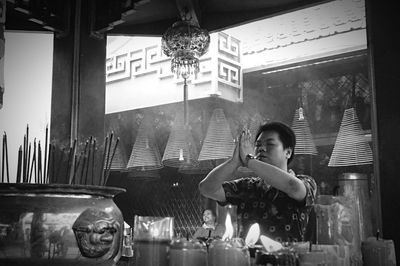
0,183 -> 125,266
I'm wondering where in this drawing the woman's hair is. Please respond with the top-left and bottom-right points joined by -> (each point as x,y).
255,121 -> 296,164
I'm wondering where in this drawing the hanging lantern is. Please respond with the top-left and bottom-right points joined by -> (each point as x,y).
161,20 -> 210,79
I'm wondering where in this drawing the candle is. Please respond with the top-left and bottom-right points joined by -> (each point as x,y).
133,239 -> 170,266
245,223 -> 261,265
169,238 -> 207,266
255,248 -> 298,266
298,250 -> 327,266
209,213 -> 250,266
208,238 -> 250,266
133,216 -> 174,266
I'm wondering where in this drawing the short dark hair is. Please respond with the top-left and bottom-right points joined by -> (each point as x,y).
255,121 -> 296,164
202,208 -> 216,218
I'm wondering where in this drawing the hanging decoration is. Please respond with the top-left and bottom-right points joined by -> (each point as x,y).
161,18 -> 210,80
127,116 -> 163,171
328,107 -> 372,167
162,110 -> 199,168
161,15 -> 209,170
198,108 -> 235,161
291,107 -> 318,155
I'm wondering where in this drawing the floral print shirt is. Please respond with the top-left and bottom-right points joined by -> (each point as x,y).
220,172 -> 317,242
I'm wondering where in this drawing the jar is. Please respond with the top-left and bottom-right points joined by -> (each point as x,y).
0,183 -> 125,266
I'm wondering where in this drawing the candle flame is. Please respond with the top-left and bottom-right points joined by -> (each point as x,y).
179,149 -> 184,161
299,107 -> 305,120
260,235 -> 283,252
245,223 -> 260,247
222,212 -> 234,240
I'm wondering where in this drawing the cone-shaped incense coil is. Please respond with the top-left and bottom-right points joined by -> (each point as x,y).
328,107 -> 373,167
127,116 -> 163,171
162,112 -> 199,168
291,107 -> 318,155
198,108 -> 235,161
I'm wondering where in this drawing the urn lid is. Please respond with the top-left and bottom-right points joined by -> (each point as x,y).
0,183 -> 126,198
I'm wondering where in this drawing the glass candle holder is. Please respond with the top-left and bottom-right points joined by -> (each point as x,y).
169,238 -> 207,266
132,216 -> 174,266
255,248 -> 298,266
208,238 -> 250,266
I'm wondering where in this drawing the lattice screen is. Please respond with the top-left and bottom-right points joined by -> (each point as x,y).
127,173 -> 204,238
298,72 -> 370,134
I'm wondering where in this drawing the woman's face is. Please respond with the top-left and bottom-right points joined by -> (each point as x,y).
203,210 -> 215,224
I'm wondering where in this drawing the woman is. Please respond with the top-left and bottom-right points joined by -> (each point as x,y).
193,209 -> 225,241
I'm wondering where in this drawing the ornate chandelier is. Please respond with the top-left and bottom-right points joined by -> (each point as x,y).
161,20 -> 210,79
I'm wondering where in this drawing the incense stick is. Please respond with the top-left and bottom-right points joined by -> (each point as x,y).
78,140 -> 88,185
99,136 -> 109,186
1,133 -> 5,183
55,147 -> 65,183
104,132 -> 114,182
52,144 -> 58,183
44,124 -> 48,183
26,143 -> 31,183
24,125 -> 29,182
70,153 -> 78,185
91,138 -> 96,185
4,133 -> 9,183
16,146 -> 22,183
38,141 -> 42,184
84,136 -> 93,185
67,139 -> 77,185
29,139 -> 37,184
104,137 -> 119,186
46,143 -> 52,184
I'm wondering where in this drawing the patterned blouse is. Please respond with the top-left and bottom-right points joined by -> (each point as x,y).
219,172 -> 317,242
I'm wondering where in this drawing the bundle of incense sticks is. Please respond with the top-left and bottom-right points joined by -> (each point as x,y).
66,132 -> 119,186
11,125 -> 119,186
100,132 -> 119,186
14,124 -> 51,184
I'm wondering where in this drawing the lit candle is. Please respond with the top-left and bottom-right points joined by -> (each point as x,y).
245,223 -> 262,264
256,235 -> 298,266
208,213 -> 250,266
